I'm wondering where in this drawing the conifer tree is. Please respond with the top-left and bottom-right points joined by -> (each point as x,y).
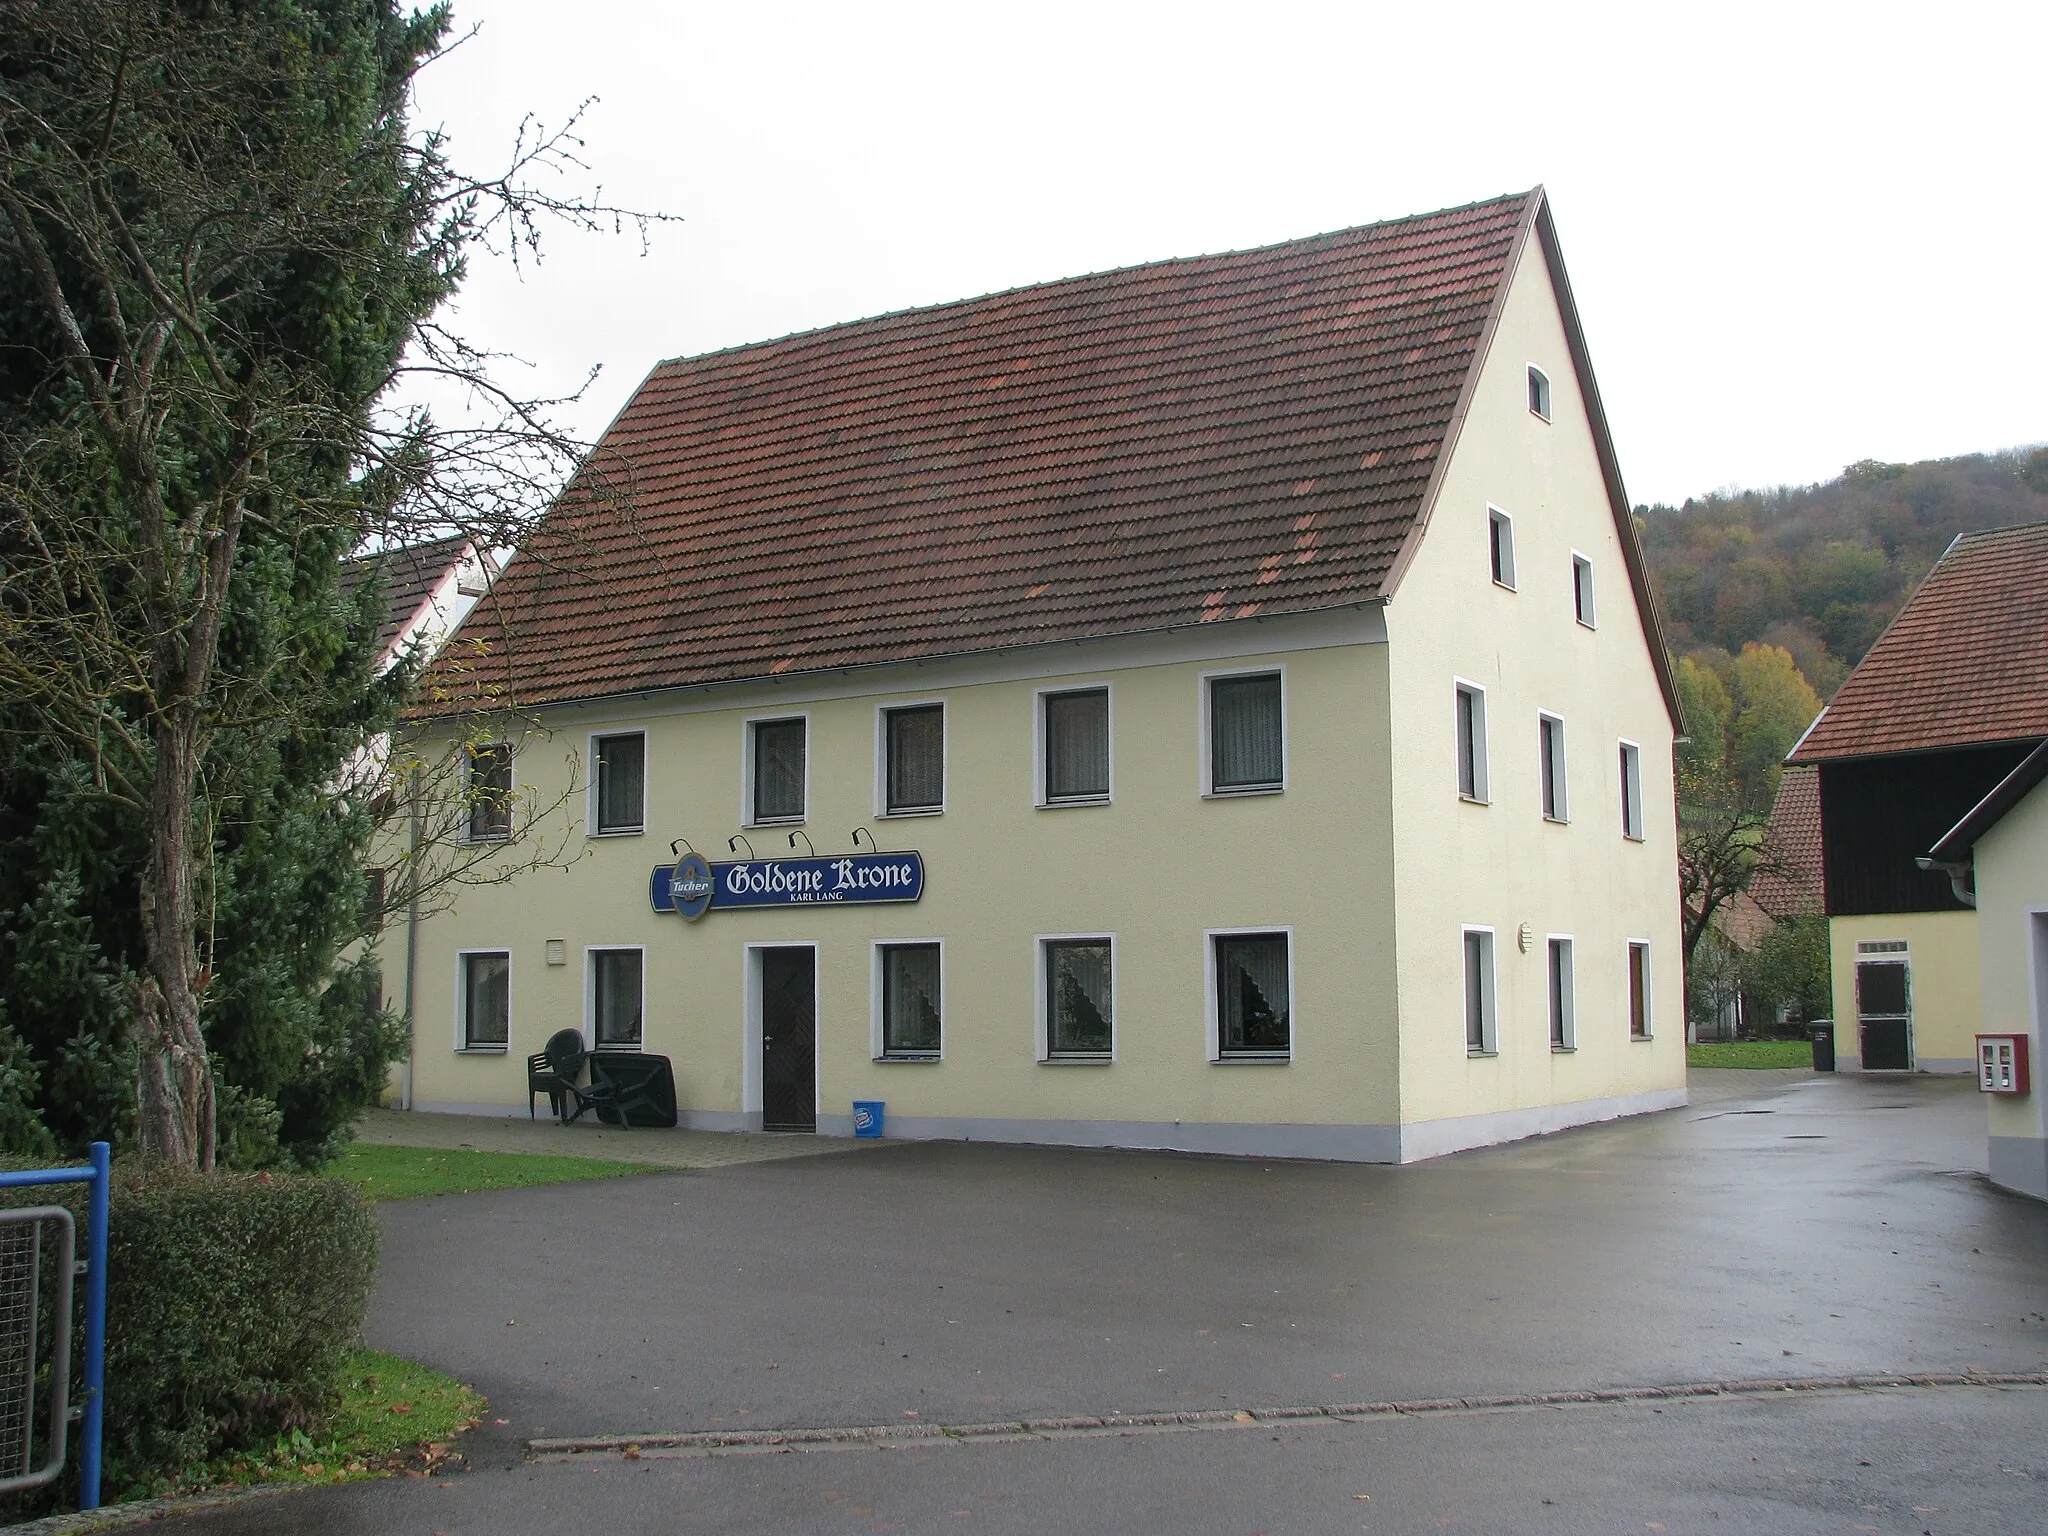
0,0 -> 645,1165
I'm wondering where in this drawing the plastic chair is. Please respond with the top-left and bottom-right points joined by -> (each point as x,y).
526,1028 -> 581,1120
537,1029 -> 621,1126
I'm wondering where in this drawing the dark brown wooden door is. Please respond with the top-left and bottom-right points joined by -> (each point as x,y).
760,947 -> 816,1132
1856,960 -> 1912,1071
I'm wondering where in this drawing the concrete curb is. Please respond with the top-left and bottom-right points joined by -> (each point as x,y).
1,1483 -> 301,1535
526,1371 -> 2048,1459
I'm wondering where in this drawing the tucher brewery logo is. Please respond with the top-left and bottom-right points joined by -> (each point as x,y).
670,852 -> 715,921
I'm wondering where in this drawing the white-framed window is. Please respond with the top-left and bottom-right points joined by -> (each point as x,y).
879,702 -> 945,816
1488,506 -> 1517,590
1628,940 -> 1653,1039
1038,935 -> 1114,1061
465,742 -> 513,842
1539,712 -> 1569,822
1572,553 -> 1596,628
872,940 -> 943,1059
1619,740 -> 1645,841
587,946 -> 644,1050
1455,680 -> 1490,803
1463,927 -> 1497,1056
456,949 -> 510,1051
1207,927 -> 1292,1060
590,730 -> 647,835
1038,685 -> 1112,806
745,714 -> 807,825
1202,669 -> 1285,796
1528,364 -> 1552,421
1548,936 -> 1576,1050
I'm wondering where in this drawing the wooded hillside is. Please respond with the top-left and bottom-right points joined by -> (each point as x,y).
1638,446 -> 2048,697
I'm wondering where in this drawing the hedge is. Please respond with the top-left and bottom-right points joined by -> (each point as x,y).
0,1161 -> 378,1506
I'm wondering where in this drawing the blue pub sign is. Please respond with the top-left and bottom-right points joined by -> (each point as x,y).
650,851 -> 925,920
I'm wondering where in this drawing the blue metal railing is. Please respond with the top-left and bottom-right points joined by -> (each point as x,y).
0,1144 -> 109,1509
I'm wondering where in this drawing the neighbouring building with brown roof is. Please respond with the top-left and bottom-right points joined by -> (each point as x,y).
389,189 -> 1686,1160
340,534 -> 500,675
1788,521 -> 2048,1075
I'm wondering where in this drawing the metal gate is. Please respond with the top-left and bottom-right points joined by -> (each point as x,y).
0,1144 -> 108,1509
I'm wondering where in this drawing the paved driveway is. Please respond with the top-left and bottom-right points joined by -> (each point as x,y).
153,1072 -> 2048,1534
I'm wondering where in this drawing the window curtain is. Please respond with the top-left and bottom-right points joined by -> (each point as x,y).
1047,941 -> 1112,1052
465,953 -> 509,1046
468,745 -> 512,839
754,720 -> 806,820
883,945 -> 942,1053
887,706 -> 944,811
1045,690 -> 1109,799
595,950 -> 643,1047
1216,934 -> 1289,1051
1456,689 -> 1477,797
1210,675 -> 1282,790
597,734 -> 645,830
1465,934 -> 1487,1049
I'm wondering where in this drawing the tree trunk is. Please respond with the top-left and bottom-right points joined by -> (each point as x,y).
135,711 -> 215,1171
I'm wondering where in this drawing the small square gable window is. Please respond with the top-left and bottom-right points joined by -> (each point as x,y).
1528,365 -> 1551,421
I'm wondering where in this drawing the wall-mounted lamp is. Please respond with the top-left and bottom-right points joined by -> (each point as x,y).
788,829 -> 817,857
851,826 -> 879,851
728,833 -> 756,859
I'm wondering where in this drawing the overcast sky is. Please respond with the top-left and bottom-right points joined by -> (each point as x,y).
411,0 -> 2045,508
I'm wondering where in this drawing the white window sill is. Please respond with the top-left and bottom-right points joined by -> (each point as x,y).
590,826 -> 644,838
455,1045 -> 508,1056
744,817 -> 805,829
1492,579 -> 1516,593
874,1054 -> 941,1064
1039,796 -> 1111,810
463,833 -> 512,846
1468,1049 -> 1498,1059
1552,1044 -> 1576,1054
879,807 -> 943,819
1630,1034 -> 1655,1043
1204,785 -> 1284,800
1213,1052 -> 1290,1065
1459,793 -> 1489,806
1623,832 -> 1645,844
1543,814 -> 1569,825
595,1042 -> 644,1053
1042,1055 -> 1113,1065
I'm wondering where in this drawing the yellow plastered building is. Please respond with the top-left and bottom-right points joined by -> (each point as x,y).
382,190 -> 1688,1161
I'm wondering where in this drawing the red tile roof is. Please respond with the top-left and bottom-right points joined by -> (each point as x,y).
1750,765 -> 1823,918
1789,522 -> 2048,763
433,190 -> 1664,714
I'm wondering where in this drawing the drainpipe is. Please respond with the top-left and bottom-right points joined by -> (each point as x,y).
1914,855 -> 1975,908
401,767 -> 422,1110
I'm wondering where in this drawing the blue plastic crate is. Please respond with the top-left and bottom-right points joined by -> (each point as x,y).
852,1100 -> 885,1138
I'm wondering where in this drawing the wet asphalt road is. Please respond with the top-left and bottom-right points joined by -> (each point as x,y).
155,1073 -> 2048,1533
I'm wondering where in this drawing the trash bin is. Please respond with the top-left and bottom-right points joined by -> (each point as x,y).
852,1100 -> 885,1138
1808,1020 -> 1835,1073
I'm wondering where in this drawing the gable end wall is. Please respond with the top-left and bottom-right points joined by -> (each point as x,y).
1383,235 -> 1686,1147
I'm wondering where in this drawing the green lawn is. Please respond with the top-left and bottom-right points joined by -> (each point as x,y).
1687,1039 -> 1815,1069
187,1349 -> 483,1493
327,1143 -> 666,1202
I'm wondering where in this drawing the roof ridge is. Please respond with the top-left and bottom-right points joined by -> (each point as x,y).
643,191 -> 1541,375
